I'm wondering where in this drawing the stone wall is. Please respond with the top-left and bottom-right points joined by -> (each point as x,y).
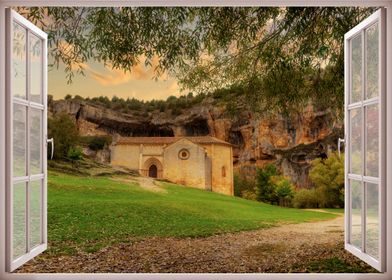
204,144 -> 233,196
110,144 -> 140,169
163,139 -> 206,190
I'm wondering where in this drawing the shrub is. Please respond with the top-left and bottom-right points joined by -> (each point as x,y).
67,147 -> 83,165
274,177 -> 295,207
241,189 -> 258,201
73,95 -> 84,101
88,136 -> 111,151
48,113 -> 79,160
234,174 -> 255,198
292,188 -> 320,208
309,152 -> 344,208
255,164 -> 279,204
171,107 -> 182,116
67,147 -> 83,160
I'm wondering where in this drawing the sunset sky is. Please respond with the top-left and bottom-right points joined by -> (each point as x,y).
48,56 -> 183,101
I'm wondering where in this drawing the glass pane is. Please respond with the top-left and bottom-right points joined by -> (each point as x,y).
30,109 -> 42,174
351,180 -> 362,249
366,23 -> 379,99
13,104 -> 26,177
12,22 -> 27,100
13,182 -> 26,259
366,104 -> 379,177
366,182 -> 379,259
351,34 -> 362,103
30,34 -> 42,104
30,180 -> 42,249
350,108 -> 362,174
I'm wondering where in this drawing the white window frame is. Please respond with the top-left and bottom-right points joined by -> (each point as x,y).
5,9 -> 48,272
344,9 -> 386,272
0,0 -> 391,280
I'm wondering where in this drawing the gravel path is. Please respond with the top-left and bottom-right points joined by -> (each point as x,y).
17,213 -> 375,273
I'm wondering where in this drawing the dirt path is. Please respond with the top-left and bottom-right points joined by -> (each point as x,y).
17,213 -> 375,273
111,176 -> 167,193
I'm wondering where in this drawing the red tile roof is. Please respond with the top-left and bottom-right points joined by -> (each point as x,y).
116,136 -> 232,146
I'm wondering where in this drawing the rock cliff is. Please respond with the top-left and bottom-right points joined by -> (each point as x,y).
49,97 -> 343,188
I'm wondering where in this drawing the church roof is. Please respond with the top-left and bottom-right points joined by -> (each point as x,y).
116,136 -> 232,146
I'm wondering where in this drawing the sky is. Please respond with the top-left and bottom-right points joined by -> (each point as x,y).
48,55 -> 183,101
14,7 -> 183,102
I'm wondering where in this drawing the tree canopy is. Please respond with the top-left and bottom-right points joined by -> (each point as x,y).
18,7 -> 375,115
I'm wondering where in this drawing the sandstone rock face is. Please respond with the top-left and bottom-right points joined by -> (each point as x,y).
49,98 -> 343,188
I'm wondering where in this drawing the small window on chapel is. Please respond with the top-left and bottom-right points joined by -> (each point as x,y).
178,149 -> 190,160
222,166 -> 226,177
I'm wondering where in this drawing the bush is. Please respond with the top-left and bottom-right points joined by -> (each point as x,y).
241,189 -> 258,201
255,164 -> 279,204
79,136 -> 112,151
309,152 -> 344,208
67,147 -> 83,161
234,174 -> 255,198
48,113 -> 79,160
67,147 -> 83,167
171,107 -> 182,116
274,177 -> 295,207
292,188 -> 320,208
73,95 -> 84,101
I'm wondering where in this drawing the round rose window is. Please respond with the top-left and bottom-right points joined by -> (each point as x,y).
178,149 -> 190,160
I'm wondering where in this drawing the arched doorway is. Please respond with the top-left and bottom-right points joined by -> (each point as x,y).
148,164 -> 158,178
143,157 -> 163,178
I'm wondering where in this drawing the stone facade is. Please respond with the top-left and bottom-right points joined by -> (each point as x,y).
110,136 -> 234,196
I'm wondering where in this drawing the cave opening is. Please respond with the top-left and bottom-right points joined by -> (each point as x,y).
125,125 -> 175,137
184,118 -> 210,136
229,130 -> 245,148
98,122 -> 175,137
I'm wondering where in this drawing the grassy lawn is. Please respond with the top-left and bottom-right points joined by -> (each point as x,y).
47,171 -> 337,255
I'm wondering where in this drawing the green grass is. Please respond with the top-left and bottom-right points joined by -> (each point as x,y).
47,171 -> 337,255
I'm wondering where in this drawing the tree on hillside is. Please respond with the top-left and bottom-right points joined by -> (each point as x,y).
48,113 -> 79,160
309,152 -> 344,208
275,178 -> 295,207
18,7 -> 374,115
256,164 -> 279,204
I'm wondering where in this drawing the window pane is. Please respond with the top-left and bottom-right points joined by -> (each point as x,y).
13,104 -> 26,177
30,180 -> 42,249
366,104 -> 379,177
351,34 -> 362,103
30,34 -> 42,104
366,182 -> 379,259
366,23 -> 379,99
350,108 -> 362,174
351,180 -> 362,249
12,22 -> 27,100
13,182 -> 26,259
30,109 -> 42,174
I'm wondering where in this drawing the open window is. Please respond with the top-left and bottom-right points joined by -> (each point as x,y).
0,3 -> 390,278
344,8 -> 386,272
5,9 -> 48,272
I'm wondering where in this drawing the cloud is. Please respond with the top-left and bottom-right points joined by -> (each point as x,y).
88,67 -> 132,86
86,55 -> 169,86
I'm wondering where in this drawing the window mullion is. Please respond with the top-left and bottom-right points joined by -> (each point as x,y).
361,28 -> 366,253
25,29 -> 31,254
